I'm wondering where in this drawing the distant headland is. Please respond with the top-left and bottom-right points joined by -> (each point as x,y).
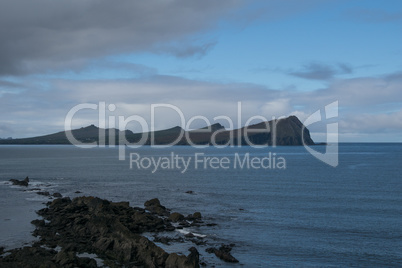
0,116 -> 315,146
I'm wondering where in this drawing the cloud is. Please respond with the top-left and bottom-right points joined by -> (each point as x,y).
340,110 -> 402,133
1,70 -> 401,141
0,0 -> 242,76
288,62 -> 353,80
155,41 -> 218,59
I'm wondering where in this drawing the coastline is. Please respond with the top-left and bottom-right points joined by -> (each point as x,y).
0,178 -> 239,267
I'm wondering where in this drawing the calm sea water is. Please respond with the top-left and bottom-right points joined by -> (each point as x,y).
0,144 -> 401,266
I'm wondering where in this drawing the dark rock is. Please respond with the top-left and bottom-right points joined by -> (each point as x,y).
144,198 -> 170,216
0,246 -> 59,267
52,192 -> 62,198
154,235 -> 184,245
190,239 -> 206,246
205,247 -> 215,254
10,196 -> 199,267
144,197 -> 161,207
74,191 -> 82,193
1,195 -> 238,267
37,191 -> 50,196
165,247 -> 200,268
187,247 -> 200,267
179,221 -> 191,228
185,190 -> 194,194
193,212 -> 202,219
185,232 -> 195,238
169,212 -> 185,222
31,219 -> 46,227
205,244 -> 239,263
9,176 -> 29,187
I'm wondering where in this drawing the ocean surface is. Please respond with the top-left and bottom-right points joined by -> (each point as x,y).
0,143 -> 401,267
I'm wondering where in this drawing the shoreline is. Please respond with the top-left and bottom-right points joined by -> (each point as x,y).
0,178 -> 239,267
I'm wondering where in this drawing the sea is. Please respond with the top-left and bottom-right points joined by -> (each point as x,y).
0,143 -> 401,267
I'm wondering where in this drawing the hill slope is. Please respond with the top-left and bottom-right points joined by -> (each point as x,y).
0,116 -> 315,146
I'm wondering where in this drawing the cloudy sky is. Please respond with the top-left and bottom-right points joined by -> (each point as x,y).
0,0 -> 401,142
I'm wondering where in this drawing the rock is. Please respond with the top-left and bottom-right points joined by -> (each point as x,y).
74,191 -> 82,193
185,190 -> 194,194
154,235 -> 184,245
31,219 -> 46,227
23,196 -> 201,267
37,191 -> 50,196
144,198 -> 170,216
1,195 -> 229,267
187,247 -> 200,266
206,244 -> 239,263
52,192 -> 62,198
169,212 -> 185,222
193,212 -> 202,220
185,232 -> 195,238
144,197 -> 161,207
165,247 -> 200,268
0,246 -> 58,267
9,176 -> 29,187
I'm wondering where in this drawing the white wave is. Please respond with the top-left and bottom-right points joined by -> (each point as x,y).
177,228 -> 207,238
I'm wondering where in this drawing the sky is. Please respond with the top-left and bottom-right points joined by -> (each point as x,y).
0,0 -> 401,142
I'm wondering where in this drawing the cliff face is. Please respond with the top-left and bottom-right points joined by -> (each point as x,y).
0,116 -> 315,146
215,115 -> 315,146
274,116 -> 315,145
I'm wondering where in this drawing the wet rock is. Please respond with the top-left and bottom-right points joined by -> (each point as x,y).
193,212 -> 202,220
206,244 -> 238,263
169,212 -> 185,222
37,191 -> 50,196
22,196 -> 197,267
154,235 -> 184,245
144,198 -> 170,216
31,219 -> 46,227
1,195 -> 236,267
74,191 -> 82,194
52,193 -> 62,198
165,247 -> 200,268
187,247 -> 200,266
9,176 -> 29,187
190,238 -> 207,246
185,232 -> 195,238
53,249 -> 97,267
186,212 -> 202,222
185,190 -> 194,194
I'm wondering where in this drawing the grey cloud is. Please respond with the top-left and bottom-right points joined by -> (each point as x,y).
288,62 -> 353,80
0,80 -> 21,88
157,41 -> 217,59
1,71 -> 401,140
0,0 -> 241,76
385,71 -> 402,81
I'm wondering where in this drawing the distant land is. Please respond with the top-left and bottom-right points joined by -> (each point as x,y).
0,116 -> 315,146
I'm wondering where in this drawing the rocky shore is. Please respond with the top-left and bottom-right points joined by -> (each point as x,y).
0,178 -> 239,267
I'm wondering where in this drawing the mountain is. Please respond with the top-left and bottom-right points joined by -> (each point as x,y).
0,116 -> 315,146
